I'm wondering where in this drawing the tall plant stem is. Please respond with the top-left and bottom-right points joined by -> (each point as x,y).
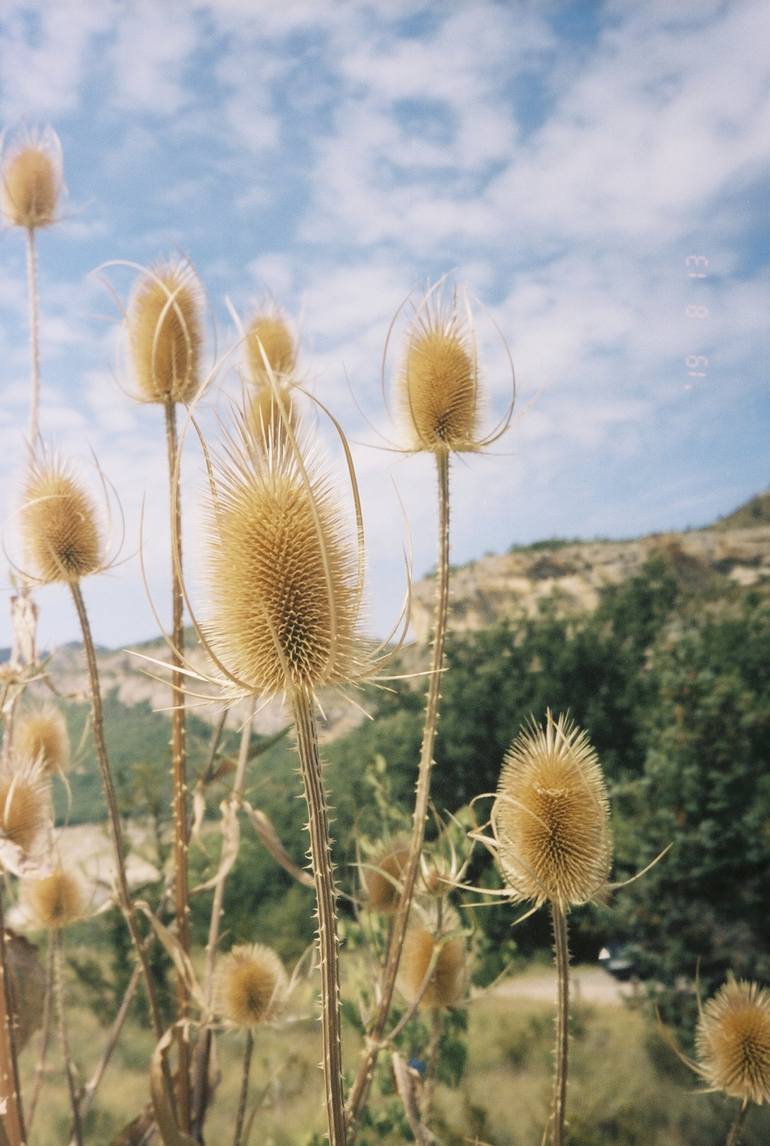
292,688 -> 346,1146
164,398 -> 192,1130
26,931 -> 54,1131
25,227 -> 41,450
0,886 -> 25,1146
551,904 -> 570,1146
191,701 -> 255,1141
346,449 -> 450,1138
726,1100 -> 749,1146
68,581 -> 176,1116
232,1029 -> 254,1146
54,931 -> 83,1146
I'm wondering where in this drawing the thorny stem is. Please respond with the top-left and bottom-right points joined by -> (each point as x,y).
25,932 -> 54,1131
54,931 -> 83,1146
726,1100 -> 749,1146
165,398 -> 192,1131
191,701 -> 255,1141
68,580 -> 176,1120
232,1029 -> 254,1146
346,449 -> 451,1138
551,904 -> 570,1146
0,885 -> 26,1146
25,227 -> 40,451
292,688 -> 346,1146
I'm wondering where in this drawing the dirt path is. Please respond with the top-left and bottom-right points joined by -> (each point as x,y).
491,965 -> 636,1006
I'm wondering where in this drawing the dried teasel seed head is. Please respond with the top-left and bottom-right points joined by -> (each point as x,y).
0,763 -> 50,862
21,457 -> 103,583
492,711 -> 611,911
215,943 -> 288,1027
128,262 -> 203,404
1,130 -> 62,230
203,426 -> 363,697
363,838 -> 410,913
398,925 -> 466,1010
16,704 -> 70,776
696,978 -> 770,1105
244,383 -> 298,451
246,313 -> 296,384
24,869 -> 85,930
401,290 -> 479,453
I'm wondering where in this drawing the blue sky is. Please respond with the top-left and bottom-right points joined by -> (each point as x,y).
0,0 -> 768,649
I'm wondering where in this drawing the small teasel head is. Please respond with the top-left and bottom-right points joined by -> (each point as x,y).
127,260 -> 203,404
24,868 -> 86,930
696,978 -> 770,1106
492,711 -> 611,912
1,126 -> 63,230
215,943 -> 289,1027
16,703 -> 70,776
0,760 -> 51,869
362,837 -> 411,914
21,455 -> 103,584
245,311 -> 296,385
202,414 -> 365,699
398,917 -> 467,1009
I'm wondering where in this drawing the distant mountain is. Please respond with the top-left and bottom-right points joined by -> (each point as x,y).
712,488 -> 770,530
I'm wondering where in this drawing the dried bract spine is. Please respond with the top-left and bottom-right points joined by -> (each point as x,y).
398,926 -> 466,1009
245,382 -> 297,451
246,313 -> 296,384
401,291 -> 479,453
1,129 -> 62,229
696,978 -> 770,1106
215,943 -> 288,1027
492,712 -> 611,911
16,704 -> 70,775
128,261 -> 203,404
24,869 -> 85,930
21,458 -> 102,583
363,838 -> 410,913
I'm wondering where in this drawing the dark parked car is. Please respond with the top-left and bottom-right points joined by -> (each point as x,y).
598,941 -> 639,982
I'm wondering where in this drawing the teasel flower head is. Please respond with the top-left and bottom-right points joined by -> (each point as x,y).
127,260 -> 203,404
1,126 -> 63,230
0,759 -> 51,874
695,978 -> 770,1106
215,943 -> 289,1027
16,703 -> 70,776
492,711 -> 611,912
20,454 -> 104,584
245,311 -> 296,385
244,381 -> 298,452
23,868 -> 86,930
398,917 -> 467,1010
199,402 -> 368,701
362,837 -> 410,914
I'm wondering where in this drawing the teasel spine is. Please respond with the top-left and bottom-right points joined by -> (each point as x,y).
551,903 -> 570,1146
346,449 -> 450,1138
26,225 -> 41,451
292,686 -> 347,1146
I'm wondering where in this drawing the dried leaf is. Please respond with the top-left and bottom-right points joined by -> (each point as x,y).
391,1050 -> 438,1145
190,799 -> 240,895
242,800 -> 313,888
134,903 -> 206,1013
150,1025 -> 197,1146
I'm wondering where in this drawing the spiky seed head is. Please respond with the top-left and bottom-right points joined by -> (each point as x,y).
203,428 -> 362,697
696,979 -> 770,1105
215,943 -> 288,1027
128,262 -> 203,404
401,293 -> 479,453
21,458 -> 103,583
492,712 -> 611,911
16,704 -> 70,776
246,313 -> 296,384
363,838 -> 410,913
1,130 -> 62,229
0,764 -> 50,859
245,383 -> 298,451
398,927 -> 466,1009
24,869 -> 85,930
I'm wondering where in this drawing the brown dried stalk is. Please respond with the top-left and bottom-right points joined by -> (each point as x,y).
0,889 -> 25,1146
25,931 -> 54,1131
54,930 -> 83,1146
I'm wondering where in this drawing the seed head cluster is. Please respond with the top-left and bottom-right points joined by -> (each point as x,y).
16,704 -> 70,775
215,943 -> 288,1027
401,301 -> 479,453
493,712 -> 611,911
246,313 -> 296,384
399,926 -> 466,1010
363,839 -> 410,913
21,459 -> 102,583
128,262 -> 202,404
204,432 -> 361,697
25,869 -> 85,930
2,133 -> 61,229
696,978 -> 770,1106
0,765 -> 50,859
